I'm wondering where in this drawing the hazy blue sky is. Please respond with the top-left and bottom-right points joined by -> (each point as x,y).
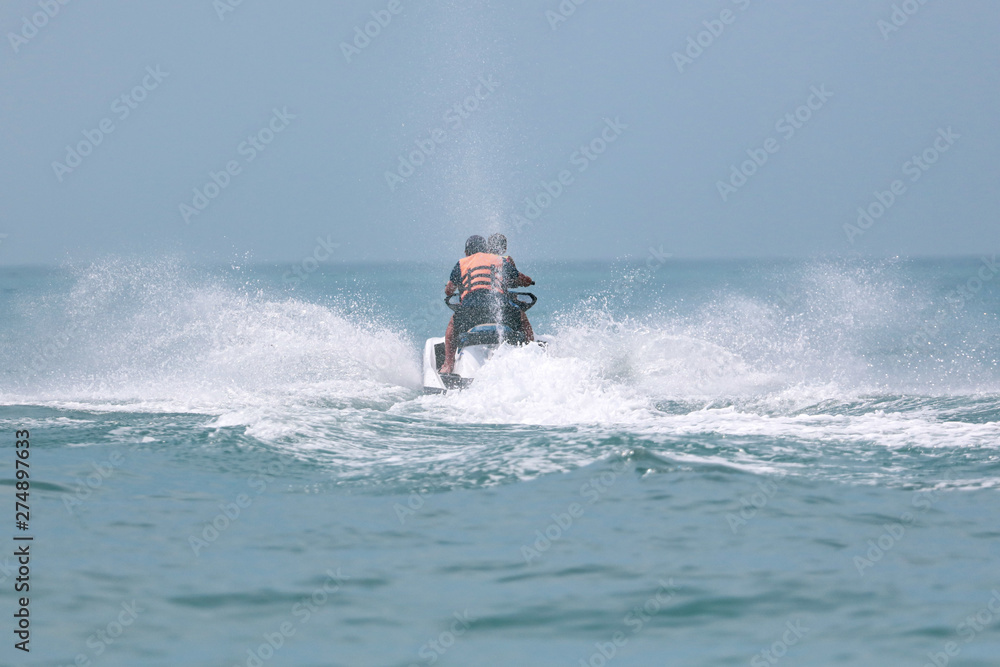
1,0 -> 998,265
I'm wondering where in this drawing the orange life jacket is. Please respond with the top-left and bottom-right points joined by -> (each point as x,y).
458,253 -> 505,299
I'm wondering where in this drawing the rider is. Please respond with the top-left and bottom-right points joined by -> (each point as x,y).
487,233 -> 535,342
439,235 -> 523,374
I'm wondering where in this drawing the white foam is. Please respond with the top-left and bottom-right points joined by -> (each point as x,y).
4,259 -> 998,486
2,258 -> 422,419
413,342 -> 655,425
647,407 -> 1000,450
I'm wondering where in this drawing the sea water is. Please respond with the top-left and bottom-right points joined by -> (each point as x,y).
1,257 -> 998,666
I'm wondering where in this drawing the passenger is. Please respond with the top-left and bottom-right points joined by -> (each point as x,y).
439,235 -> 524,374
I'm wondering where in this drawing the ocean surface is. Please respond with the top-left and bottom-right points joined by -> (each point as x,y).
1,257 -> 999,666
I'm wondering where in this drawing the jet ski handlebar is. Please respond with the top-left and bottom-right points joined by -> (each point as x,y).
444,292 -> 538,313
509,292 -> 538,311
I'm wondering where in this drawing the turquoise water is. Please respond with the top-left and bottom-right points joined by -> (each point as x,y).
1,258 -> 999,666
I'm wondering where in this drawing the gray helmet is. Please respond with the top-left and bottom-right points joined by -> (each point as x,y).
465,235 -> 486,255
487,233 -> 507,254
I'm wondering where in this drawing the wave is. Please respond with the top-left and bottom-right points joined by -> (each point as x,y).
0,257 -> 421,414
2,257 -> 998,486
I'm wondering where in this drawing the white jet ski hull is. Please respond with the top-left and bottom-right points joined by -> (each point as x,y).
421,335 -> 550,394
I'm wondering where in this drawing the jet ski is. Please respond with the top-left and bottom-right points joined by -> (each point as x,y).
422,291 -> 549,393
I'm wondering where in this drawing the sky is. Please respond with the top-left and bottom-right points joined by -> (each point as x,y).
1,0 -> 998,266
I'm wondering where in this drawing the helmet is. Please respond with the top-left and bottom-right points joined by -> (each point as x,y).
487,233 -> 507,255
465,235 -> 486,255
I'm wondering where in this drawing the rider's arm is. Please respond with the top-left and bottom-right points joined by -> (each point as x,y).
505,256 -> 534,286
446,262 -> 461,296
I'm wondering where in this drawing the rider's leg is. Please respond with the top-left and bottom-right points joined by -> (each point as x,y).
440,316 -> 457,373
520,312 -> 534,342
